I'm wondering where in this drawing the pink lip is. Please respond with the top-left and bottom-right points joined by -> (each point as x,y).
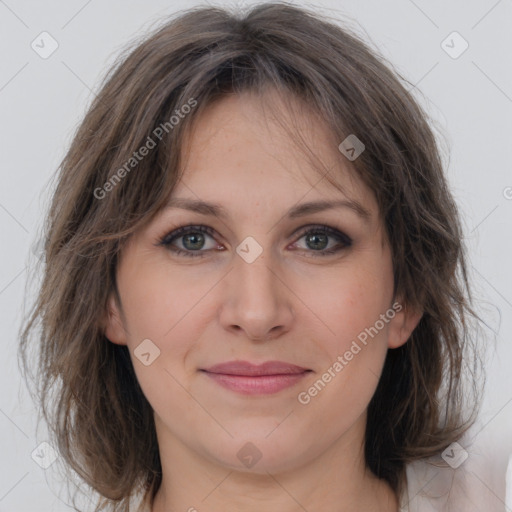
200,360 -> 311,395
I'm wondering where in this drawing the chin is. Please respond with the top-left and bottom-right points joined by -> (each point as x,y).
204,431 -> 313,475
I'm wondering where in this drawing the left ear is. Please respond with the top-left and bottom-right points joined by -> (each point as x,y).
387,299 -> 423,349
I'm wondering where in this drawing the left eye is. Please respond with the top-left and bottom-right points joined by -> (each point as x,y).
157,224 -> 352,258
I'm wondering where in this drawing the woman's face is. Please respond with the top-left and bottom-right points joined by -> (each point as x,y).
105,92 -> 420,475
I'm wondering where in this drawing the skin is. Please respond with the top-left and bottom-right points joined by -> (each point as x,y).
104,91 -> 422,512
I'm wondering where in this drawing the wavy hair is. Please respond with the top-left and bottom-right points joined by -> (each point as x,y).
19,2 -> 485,510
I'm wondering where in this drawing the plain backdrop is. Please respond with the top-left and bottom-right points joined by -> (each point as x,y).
0,0 -> 511,510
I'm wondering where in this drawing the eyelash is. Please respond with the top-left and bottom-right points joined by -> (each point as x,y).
157,224 -> 352,258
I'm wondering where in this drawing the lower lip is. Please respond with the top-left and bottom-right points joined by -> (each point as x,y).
202,371 -> 309,395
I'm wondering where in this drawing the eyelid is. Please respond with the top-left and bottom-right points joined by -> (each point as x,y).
157,224 -> 218,247
156,222 -> 353,258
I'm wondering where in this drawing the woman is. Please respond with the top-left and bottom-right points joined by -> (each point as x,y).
19,3 -> 483,511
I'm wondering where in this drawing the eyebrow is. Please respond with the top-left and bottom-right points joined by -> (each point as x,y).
164,197 -> 372,223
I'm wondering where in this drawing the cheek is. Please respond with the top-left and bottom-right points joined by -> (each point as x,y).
299,261 -> 393,358
118,261 -> 210,398
294,269 -> 392,433
120,256 -> 210,343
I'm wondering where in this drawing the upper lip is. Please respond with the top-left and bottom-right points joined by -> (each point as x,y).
202,360 -> 311,376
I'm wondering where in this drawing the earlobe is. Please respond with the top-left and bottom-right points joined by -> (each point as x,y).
387,301 -> 423,349
103,293 -> 127,346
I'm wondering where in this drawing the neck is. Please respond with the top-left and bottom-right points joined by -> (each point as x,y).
150,414 -> 398,512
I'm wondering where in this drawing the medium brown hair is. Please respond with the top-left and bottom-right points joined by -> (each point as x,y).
19,2 -> 485,510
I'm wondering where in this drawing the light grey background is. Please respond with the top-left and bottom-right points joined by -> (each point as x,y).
1,0 -> 511,510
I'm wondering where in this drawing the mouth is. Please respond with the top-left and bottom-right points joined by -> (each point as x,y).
199,360 -> 312,395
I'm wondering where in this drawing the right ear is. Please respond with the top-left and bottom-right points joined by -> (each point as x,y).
103,292 -> 128,346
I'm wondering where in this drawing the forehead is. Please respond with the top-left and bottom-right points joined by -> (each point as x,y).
176,91 -> 377,217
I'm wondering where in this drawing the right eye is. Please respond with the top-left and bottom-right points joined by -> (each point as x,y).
158,224 -> 223,258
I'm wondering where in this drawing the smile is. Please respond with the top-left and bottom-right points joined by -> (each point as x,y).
200,360 -> 312,395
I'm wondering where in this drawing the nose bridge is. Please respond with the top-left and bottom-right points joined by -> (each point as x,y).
220,241 -> 293,340
235,245 -> 281,316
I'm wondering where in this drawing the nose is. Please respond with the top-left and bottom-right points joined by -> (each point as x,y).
218,247 -> 295,342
